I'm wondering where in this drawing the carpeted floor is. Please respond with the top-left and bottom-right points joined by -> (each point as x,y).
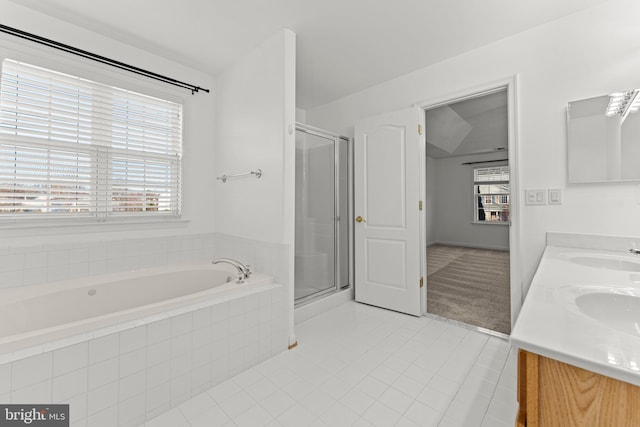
427,244 -> 511,334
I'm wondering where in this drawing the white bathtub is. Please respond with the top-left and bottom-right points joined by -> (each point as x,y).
0,263 -> 273,356
0,263 -> 285,426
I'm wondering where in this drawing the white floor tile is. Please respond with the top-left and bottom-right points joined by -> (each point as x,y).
361,401 -> 403,427
415,385 -> 452,413
456,375 -> 498,403
480,414 -> 513,427
369,364 -> 402,385
444,395 -> 491,425
144,407 -> 188,427
395,416 -> 422,427
341,388 -> 375,415
319,401 -> 360,427
277,403 -> 316,427
232,367 -> 264,389
281,377 -> 317,400
355,375 -> 388,399
377,387 -> 413,415
485,395 -> 518,424
391,375 -> 425,399
188,403 -> 230,427
217,390 -> 257,419
207,379 -> 243,403
140,301 -> 517,427
177,391 -> 216,423
403,400 -> 443,427
352,418 -> 375,427
244,377 -> 279,402
318,376 -> 352,399
425,374 -> 461,398
233,405 -> 273,427
299,388 -> 336,417
259,390 -> 296,418
265,367 -> 299,389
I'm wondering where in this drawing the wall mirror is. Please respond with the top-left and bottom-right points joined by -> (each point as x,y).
567,89 -> 640,183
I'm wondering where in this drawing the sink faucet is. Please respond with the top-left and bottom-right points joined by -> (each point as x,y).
629,248 -> 640,255
212,258 -> 252,283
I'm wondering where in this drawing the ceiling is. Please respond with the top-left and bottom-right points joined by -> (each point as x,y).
426,90 -> 508,159
7,0 -> 607,109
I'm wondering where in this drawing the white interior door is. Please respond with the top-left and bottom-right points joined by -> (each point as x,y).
354,107 -> 423,316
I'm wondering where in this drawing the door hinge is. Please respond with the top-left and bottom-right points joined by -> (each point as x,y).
419,200 -> 423,211
420,277 -> 424,288
418,124 -> 423,136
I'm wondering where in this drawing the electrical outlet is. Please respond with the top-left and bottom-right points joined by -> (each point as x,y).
525,189 -> 547,205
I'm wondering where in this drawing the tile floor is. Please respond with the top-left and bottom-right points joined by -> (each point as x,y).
141,301 -> 518,427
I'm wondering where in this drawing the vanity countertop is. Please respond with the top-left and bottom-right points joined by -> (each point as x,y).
510,245 -> 640,386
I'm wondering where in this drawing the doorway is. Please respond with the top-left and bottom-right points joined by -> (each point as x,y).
424,87 -> 512,334
352,78 -> 520,327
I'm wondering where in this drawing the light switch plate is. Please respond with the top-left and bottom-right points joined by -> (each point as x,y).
525,189 -> 547,205
548,188 -> 562,205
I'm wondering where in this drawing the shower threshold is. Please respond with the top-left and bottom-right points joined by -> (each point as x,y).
294,285 -> 350,308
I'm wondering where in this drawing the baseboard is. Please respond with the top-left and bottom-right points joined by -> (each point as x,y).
430,240 -> 509,252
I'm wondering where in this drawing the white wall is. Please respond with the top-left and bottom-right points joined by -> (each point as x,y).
306,0 -> 640,300
214,29 -> 296,245
214,28 -> 297,345
0,0 -> 217,246
430,153 -> 509,250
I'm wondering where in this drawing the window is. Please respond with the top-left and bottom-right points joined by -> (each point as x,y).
474,165 -> 509,224
0,59 -> 182,221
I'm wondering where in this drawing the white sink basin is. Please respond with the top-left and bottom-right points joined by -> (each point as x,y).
576,292 -> 640,336
568,255 -> 640,272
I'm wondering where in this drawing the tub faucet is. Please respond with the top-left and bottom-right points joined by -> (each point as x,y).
630,248 -> 640,255
212,258 -> 252,283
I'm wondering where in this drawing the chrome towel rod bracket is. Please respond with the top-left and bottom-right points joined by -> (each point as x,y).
217,169 -> 262,183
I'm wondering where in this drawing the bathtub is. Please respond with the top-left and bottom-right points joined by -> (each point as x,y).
0,263 -> 285,426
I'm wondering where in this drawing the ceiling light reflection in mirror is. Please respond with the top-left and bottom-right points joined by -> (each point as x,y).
567,88 -> 640,183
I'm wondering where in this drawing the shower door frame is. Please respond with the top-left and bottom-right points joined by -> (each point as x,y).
294,123 -> 353,307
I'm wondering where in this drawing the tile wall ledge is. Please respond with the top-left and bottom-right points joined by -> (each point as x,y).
547,231 -> 640,253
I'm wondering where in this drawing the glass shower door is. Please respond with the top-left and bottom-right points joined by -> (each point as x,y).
294,129 -> 336,302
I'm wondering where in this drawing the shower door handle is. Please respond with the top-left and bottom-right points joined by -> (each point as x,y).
355,216 -> 366,223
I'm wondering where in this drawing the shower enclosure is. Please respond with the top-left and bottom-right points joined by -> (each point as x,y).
294,123 -> 352,306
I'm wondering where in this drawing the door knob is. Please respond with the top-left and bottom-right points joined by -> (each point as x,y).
355,216 -> 366,223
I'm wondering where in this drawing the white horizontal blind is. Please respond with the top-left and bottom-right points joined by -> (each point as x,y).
474,166 -> 509,183
0,59 -> 182,220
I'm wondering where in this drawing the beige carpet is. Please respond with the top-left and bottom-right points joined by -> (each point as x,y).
427,244 -> 511,334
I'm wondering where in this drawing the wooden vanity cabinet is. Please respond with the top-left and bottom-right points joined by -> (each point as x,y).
516,349 -> 640,426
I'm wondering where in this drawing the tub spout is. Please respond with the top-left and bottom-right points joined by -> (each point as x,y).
212,258 -> 251,283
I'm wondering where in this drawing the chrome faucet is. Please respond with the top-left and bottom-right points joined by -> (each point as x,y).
629,248 -> 640,255
212,258 -> 252,283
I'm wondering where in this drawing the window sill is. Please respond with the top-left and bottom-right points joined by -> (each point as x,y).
472,221 -> 510,226
0,217 -> 190,237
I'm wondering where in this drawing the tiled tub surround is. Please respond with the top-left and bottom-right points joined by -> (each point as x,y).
0,233 -> 218,290
0,274 -> 286,427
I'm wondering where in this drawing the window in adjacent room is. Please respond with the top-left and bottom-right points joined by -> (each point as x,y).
473,165 -> 509,224
0,59 -> 183,222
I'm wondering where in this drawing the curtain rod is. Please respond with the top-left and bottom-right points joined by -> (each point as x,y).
0,24 -> 210,95
461,159 -> 508,165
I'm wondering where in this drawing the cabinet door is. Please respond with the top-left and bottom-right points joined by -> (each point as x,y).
518,350 -> 640,427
